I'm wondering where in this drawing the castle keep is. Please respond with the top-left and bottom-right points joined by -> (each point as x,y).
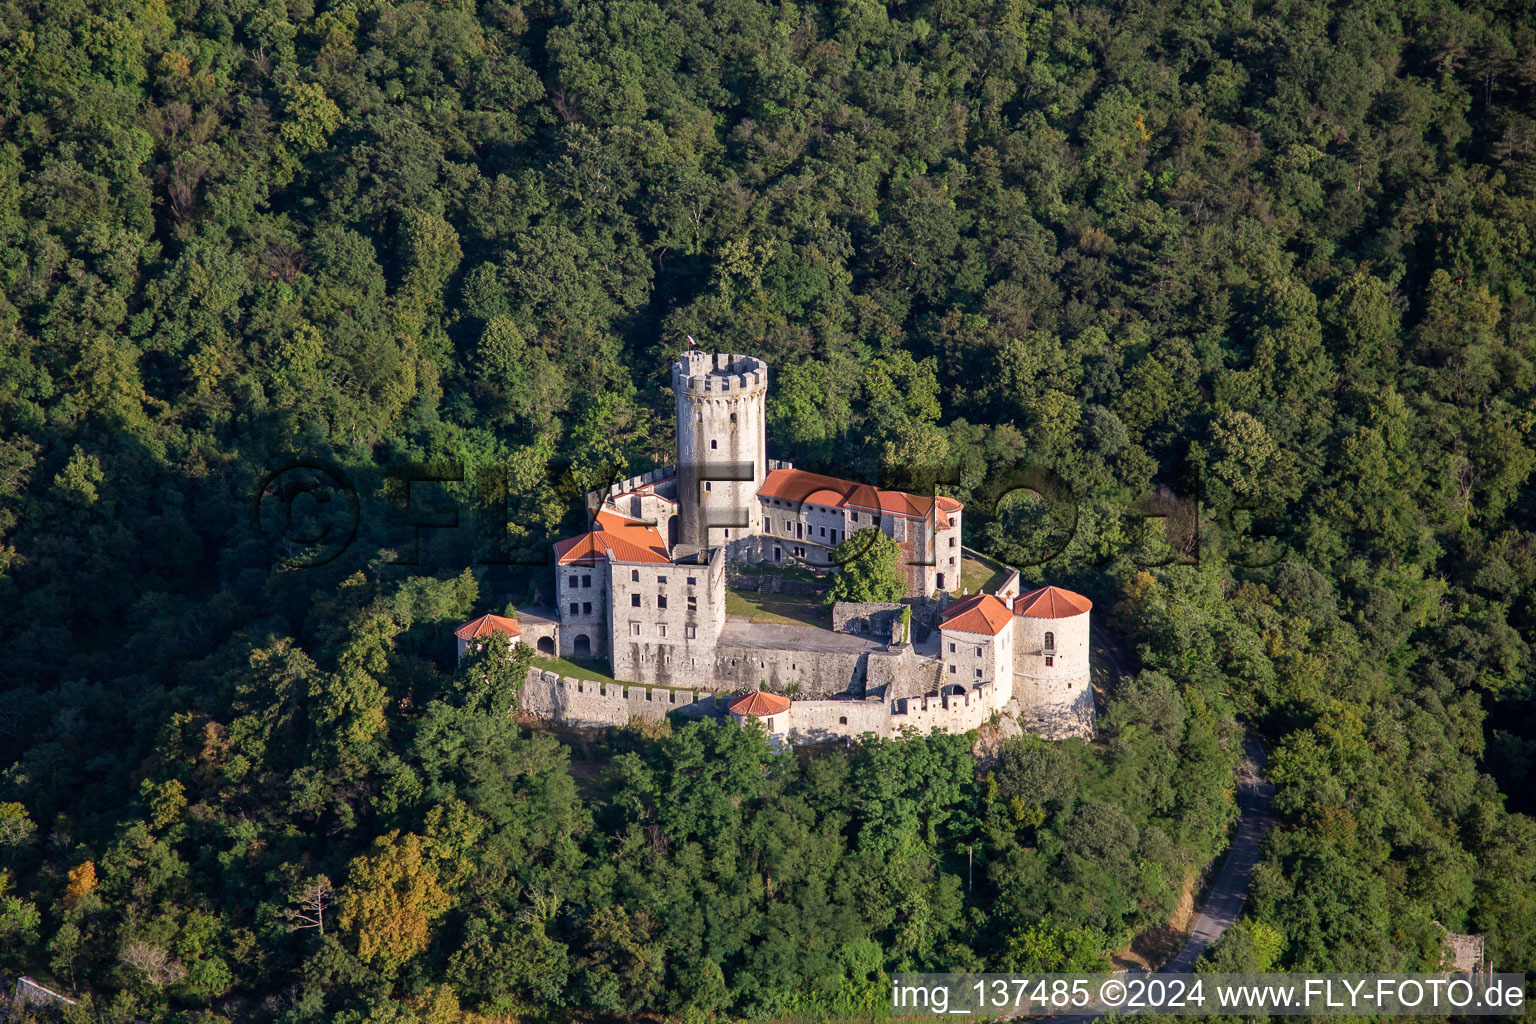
457,350 -> 1095,743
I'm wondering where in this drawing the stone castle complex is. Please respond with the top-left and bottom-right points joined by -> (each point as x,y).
456,351 -> 1096,743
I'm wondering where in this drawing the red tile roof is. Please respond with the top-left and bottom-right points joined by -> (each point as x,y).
727,690 -> 793,717
939,594 -> 1013,635
758,468 -> 963,520
454,613 -> 522,641
1013,585 -> 1092,618
553,509 -> 670,565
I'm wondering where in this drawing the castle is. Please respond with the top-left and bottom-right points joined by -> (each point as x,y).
457,351 -> 1095,743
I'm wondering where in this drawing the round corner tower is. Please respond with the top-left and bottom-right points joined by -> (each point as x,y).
1009,586 -> 1095,740
673,352 -> 768,551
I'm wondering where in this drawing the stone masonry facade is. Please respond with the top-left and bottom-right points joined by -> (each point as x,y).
475,350 -> 1097,745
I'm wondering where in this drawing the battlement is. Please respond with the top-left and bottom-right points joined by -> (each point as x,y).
673,352 -> 769,394
894,679 -> 996,717
588,466 -> 678,509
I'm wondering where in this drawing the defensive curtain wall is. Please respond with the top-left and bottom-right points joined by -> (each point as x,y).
712,642 -> 869,697
519,667 -> 1001,741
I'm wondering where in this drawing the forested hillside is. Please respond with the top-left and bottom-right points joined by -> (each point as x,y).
1,0 -> 1533,1020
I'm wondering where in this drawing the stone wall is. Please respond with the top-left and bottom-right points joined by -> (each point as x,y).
587,465 -> 677,510
521,668 -> 723,727
713,643 -> 866,697
727,573 -> 823,596
938,621 -> 1013,705
557,561 -> 609,658
783,697 -> 893,743
608,546 -> 726,687
831,601 -> 905,641
1007,683 -> 1095,740
865,644 -> 943,699
893,679 -> 999,734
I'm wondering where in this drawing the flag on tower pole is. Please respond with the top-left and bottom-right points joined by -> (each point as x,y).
686,335 -> 697,347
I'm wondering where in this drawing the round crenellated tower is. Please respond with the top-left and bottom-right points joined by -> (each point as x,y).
673,351 -> 768,551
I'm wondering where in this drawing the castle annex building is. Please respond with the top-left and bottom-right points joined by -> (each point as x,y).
458,351 -> 1095,744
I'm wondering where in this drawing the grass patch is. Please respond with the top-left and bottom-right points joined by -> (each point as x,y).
731,561 -> 827,584
725,588 -> 830,627
531,654 -> 618,685
956,555 -> 1010,595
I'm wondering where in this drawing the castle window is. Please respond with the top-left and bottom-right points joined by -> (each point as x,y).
975,646 -> 982,657
687,596 -> 697,610
570,602 -> 578,615
950,556 -> 956,565
710,439 -> 718,449
631,594 -> 641,607
820,526 -> 826,536
686,625 -> 696,639
839,716 -> 848,725
582,574 -> 592,587
568,574 -> 578,588
949,642 -> 955,653
850,512 -> 858,522
658,595 -> 667,609
784,519 -> 792,531
724,529 -> 730,537
631,622 -> 641,635
949,537 -> 957,547
686,576 -> 696,585
975,669 -> 983,678
658,575 -> 667,584
632,569 -> 640,581
774,547 -> 782,560
730,412 -> 737,424
1044,631 -> 1054,650
583,602 -> 592,614
1045,656 -> 1054,667
764,518 -> 771,532
657,624 -> 667,637
705,482 -> 712,491
948,665 -> 956,674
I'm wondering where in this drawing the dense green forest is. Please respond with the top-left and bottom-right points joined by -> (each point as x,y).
1,0 -> 1534,1019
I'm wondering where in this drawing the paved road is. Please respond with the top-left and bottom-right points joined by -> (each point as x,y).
1083,622 -> 1277,973
1163,729 -> 1276,972
1002,728 -> 1275,1023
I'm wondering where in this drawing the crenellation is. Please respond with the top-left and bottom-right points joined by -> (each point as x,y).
466,347 -> 1099,747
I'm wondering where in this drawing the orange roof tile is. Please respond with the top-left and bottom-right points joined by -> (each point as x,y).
758,468 -> 963,520
454,613 -> 522,641
727,690 -> 792,717
1013,585 -> 1092,618
553,509 -> 671,565
939,594 -> 1013,635
801,487 -> 847,508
